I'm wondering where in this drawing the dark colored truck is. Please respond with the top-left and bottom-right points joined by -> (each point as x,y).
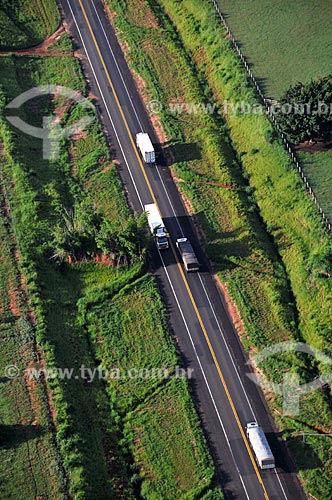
176,238 -> 199,272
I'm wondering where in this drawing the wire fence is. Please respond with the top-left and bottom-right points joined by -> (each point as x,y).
210,0 -> 331,233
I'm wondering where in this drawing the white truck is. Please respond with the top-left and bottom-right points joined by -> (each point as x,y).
176,238 -> 199,272
246,422 -> 275,470
136,132 -> 155,163
144,203 -> 169,250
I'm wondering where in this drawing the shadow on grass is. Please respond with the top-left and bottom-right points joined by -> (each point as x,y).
0,423 -> 45,449
160,140 -> 202,165
267,429 -> 324,472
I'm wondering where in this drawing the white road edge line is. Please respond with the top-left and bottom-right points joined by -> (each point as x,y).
90,0 -> 261,430
67,1 -> 251,497
94,3 -> 260,424
274,468 -> 288,500
81,2 -> 291,497
198,273 -> 256,418
90,0 -> 143,129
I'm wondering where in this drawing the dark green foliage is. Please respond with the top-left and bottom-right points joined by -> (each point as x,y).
276,76 -> 332,143
0,0 -> 60,50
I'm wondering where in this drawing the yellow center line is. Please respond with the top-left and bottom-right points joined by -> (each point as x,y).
77,1 -> 270,497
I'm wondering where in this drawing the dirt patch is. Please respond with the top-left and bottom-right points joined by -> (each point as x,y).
95,253 -> 114,266
7,284 -> 20,317
295,140 -> 332,153
100,162 -> 115,173
53,98 -> 72,122
0,49 -> 73,57
133,0 -> 160,29
70,128 -> 88,142
194,46 -> 208,65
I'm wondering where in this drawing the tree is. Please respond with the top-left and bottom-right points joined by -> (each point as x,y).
96,212 -> 149,265
50,204 -> 100,263
276,75 -> 332,144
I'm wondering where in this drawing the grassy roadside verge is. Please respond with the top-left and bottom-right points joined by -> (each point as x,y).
105,0 -> 332,497
79,273 -> 221,498
160,0 -> 332,353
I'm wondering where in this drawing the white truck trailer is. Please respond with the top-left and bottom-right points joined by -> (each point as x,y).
176,238 -> 199,272
136,133 -> 155,163
144,203 -> 169,250
246,422 -> 275,470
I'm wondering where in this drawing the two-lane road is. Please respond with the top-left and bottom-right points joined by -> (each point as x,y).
61,0 -> 306,498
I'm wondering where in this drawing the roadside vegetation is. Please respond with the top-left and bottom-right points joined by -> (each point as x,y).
275,76 -> 332,224
79,273 -> 219,498
0,4 -> 222,499
0,157 -> 67,499
106,0 -> 332,497
214,0 -> 332,246
275,76 -> 332,144
0,0 -> 60,50
298,150 -> 332,222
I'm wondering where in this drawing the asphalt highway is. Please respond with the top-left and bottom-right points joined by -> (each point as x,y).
60,1 -> 307,498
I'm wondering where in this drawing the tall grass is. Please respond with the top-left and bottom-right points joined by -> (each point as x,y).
0,162 -> 68,499
0,52 -> 134,498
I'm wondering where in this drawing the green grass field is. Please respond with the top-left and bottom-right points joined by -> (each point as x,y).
216,0 -> 332,99
79,273 -> 221,498
298,151 -> 332,223
83,275 -> 177,414
0,0 -> 60,50
215,1 -> 332,240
